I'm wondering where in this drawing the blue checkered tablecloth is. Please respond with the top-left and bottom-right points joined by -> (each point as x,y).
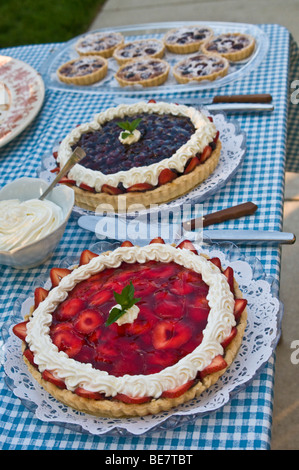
0,24 -> 297,450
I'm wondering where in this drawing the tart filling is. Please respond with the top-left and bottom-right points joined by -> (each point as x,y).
164,26 -> 214,53
13,239 -> 247,416
75,31 -> 124,57
115,58 -> 170,87
201,33 -> 255,61
57,56 -> 108,85
56,101 -> 217,191
113,39 -> 165,64
173,52 -> 229,83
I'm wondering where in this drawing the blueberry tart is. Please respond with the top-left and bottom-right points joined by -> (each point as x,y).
75,31 -> 124,58
53,101 -> 221,212
201,33 -> 255,61
173,52 -> 229,83
163,26 -> 214,53
115,58 -> 170,87
113,39 -> 165,64
57,56 -> 108,85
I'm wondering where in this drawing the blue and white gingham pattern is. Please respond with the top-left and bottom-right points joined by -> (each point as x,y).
0,24 -> 295,450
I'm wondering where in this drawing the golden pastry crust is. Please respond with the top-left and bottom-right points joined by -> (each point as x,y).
201,33 -> 255,62
163,26 -> 214,54
57,56 -> 108,85
115,58 -> 170,87
64,140 -> 221,213
22,262 -> 246,418
75,31 -> 124,58
113,39 -> 165,65
173,52 -> 229,84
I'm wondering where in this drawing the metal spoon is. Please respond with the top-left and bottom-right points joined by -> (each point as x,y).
39,147 -> 86,200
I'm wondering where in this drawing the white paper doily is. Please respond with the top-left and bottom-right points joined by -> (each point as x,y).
2,241 -> 282,436
37,110 -> 246,217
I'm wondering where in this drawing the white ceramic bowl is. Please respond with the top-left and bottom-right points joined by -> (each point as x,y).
0,177 -> 74,269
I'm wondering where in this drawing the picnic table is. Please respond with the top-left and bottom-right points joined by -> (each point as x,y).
0,23 -> 298,450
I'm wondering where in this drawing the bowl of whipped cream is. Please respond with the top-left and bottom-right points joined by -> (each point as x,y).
0,177 -> 74,268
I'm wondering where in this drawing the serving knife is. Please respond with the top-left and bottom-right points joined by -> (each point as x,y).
112,95 -> 274,113
78,215 -> 295,245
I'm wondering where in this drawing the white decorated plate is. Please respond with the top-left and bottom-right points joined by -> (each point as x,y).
2,241 -> 282,436
0,56 -> 45,148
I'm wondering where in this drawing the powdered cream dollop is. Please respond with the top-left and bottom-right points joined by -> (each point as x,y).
0,199 -> 63,251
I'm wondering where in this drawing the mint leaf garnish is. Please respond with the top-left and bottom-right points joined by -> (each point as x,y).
105,281 -> 141,326
117,118 -> 142,136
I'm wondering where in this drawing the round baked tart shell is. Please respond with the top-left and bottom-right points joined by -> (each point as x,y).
66,139 -> 221,213
113,39 -> 166,65
201,33 -> 255,62
173,53 -> 229,84
75,32 -> 125,58
57,57 -> 108,86
163,26 -> 214,54
20,251 -> 247,418
115,58 -> 170,87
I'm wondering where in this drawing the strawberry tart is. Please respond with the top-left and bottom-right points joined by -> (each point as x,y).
13,238 -> 247,418
53,101 -> 221,212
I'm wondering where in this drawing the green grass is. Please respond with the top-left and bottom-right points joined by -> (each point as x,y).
0,0 -> 106,48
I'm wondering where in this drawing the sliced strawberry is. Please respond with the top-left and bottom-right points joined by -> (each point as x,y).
176,240 -> 198,254
158,168 -> 177,186
149,237 -> 165,244
161,379 -> 195,398
223,266 -> 234,293
74,387 -> 105,400
42,370 -> 66,389
207,116 -> 213,122
221,326 -> 237,349
170,279 -> 194,295
213,130 -> 220,143
12,321 -> 28,341
34,287 -> 49,309
198,354 -> 227,380
53,151 -> 58,159
58,176 -> 76,185
210,257 -> 222,270
184,156 -> 200,174
114,393 -> 151,404
147,99 -> 156,103
126,182 -> 155,192
199,145 -> 212,163
50,166 -> 60,173
89,290 -> 111,306
152,320 -> 191,350
234,298 -> 247,322
56,298 -> 85,321
50,267 -> 72,287
101,184 -> 123,195
23,348 -> 36,366
52,329 -> 84,357
74,309 -> 104,334
120,240 -> 134,247
79,249 -> 98,266
79,182 -> 95,192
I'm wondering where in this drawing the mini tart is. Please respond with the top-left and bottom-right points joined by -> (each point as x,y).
55,101 -> 221,212
75,31 -> 124,58
13,239 -> 248,418
57,56 -> 108,85
113,39 -> 165,65
173,52 -> 229,84
163,26 -> 214,54
201,33 -> 255,61
115,58 -> 170,87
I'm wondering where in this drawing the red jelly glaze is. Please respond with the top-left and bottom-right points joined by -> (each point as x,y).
49,260 -> 211,378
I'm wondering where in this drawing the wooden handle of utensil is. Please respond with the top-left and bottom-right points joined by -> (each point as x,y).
212,94 -> 272,104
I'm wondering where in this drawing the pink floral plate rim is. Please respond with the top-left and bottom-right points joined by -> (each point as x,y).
0,55 -> 45,148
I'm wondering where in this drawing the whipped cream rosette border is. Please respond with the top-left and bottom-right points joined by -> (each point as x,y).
57,102 -> 217,191
25,243 -> 235,399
